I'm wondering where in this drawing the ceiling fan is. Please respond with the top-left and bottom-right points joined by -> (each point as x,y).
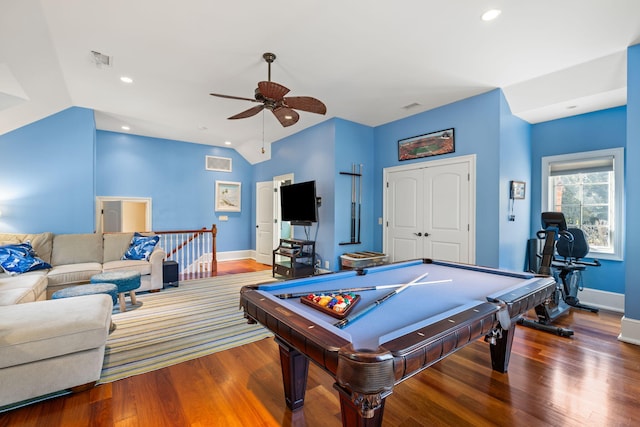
210,52 -> 327,127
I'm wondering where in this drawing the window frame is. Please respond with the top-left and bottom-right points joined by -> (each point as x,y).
541,147 -> 624,261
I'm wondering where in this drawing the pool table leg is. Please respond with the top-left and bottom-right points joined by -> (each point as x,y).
489,322 -> 516,373
276,337 -> 309,410
334,384 -> 385,427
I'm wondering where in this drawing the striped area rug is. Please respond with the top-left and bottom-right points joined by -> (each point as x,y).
99,270 -> 277,384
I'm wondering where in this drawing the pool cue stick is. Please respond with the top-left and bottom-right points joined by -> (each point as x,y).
334,271 -> 430,328
357,164 -> 362,243
350,163 -> 356,243
274,278 -> 453,299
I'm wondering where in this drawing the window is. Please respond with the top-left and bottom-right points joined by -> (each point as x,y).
541,148 -> 624,260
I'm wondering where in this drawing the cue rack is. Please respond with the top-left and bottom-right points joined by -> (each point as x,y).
339,163 -> 362,245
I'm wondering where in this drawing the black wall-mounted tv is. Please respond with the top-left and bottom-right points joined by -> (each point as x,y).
280,180 -> 318,226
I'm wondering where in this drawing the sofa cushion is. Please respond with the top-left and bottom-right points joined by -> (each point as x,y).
51,233 -> 103,266
122,233 -> 159,261
46,262 -> 103,286
0,288 -> 35,305
103,232 -> 134,262
0,294 -> 112,369
0,271 -> 48,305
0,242 -> 52,275
103,259 -> 152,276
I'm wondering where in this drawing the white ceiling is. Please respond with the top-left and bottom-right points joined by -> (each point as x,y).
2,0 -> 639,164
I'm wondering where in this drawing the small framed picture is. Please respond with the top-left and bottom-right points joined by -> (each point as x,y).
215,181 -> 241,212
510,181 -> 526,200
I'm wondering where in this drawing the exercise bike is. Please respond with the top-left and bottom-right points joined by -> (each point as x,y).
518,212 -> 600,337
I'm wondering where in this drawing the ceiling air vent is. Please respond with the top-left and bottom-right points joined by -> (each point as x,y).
91,50 -> 112,67
206,156 -> 232,172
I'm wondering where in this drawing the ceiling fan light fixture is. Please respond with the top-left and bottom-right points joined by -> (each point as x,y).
210,52 -> 326,128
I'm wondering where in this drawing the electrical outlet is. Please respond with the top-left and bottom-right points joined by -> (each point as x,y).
324,260 -> 330,270
508,215 -> 515,221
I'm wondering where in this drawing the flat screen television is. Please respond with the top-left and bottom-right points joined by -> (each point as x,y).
280,180 -> 318,226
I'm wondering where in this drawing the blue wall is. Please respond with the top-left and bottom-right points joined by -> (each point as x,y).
373,90 -> 504,268
625,44 -> 640,318
96,131 -> 253,252
0,107 -> 96,233
530,106 -> 627,294
498,93 -> 532,271
331,119 -> 375,270
0,76 -> 636,302
253,120 -> 336,266
253,118 -> 375,271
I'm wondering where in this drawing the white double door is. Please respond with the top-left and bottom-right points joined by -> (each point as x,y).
384,155 -> 475,264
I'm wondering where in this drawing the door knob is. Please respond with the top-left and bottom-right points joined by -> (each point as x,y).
414,232 -> 422,236
424,232 -> 430,237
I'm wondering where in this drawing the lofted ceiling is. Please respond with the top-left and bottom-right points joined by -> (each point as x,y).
1,0 -> 639,164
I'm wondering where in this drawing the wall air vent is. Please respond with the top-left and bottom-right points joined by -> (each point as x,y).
206,156 -> 232,172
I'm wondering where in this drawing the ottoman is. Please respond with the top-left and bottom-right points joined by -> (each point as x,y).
52,283 -> 119,306
91,271 -> 141,312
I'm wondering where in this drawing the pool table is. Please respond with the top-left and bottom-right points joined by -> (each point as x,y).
240,259 -> 555,427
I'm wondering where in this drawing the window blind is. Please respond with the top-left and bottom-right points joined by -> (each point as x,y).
549,156 -> 614,176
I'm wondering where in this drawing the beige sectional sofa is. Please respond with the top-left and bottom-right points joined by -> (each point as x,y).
0,231 -> 166,304
0,294 -> 113,408
0,231 -> 165,408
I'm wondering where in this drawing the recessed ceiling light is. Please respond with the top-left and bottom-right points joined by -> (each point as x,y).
481,9 -> 502,21
224,141 -> 232,145
121,125 -> 130,131
120,76 -> 133,83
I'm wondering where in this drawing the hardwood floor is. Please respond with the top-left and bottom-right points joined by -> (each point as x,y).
2,261 -> 639,426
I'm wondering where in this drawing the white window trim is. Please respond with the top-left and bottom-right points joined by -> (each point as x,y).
541,147 -> 624,261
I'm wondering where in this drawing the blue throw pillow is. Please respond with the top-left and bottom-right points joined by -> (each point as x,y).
0,242 -> 52,275
122,233 -> 160,261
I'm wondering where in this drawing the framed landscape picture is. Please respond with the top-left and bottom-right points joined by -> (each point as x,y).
398,128 -> 455,161
215,181 -> 241,212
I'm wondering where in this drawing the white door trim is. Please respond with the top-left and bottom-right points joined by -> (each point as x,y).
382,154 -> 476,263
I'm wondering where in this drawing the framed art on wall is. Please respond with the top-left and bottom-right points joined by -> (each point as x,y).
215,181 -> 241,212
398,128 -> 455,161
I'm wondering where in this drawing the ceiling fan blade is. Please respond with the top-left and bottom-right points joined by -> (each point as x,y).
284,96 -> 327,115
210,93 -> 259,103
228,105 -> 264,120
258,81 -> 290,101
272,107 -> 299,127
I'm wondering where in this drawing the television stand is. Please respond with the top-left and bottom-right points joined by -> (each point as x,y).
273,239 -> 316,279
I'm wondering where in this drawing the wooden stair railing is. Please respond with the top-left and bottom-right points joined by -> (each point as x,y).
154,224 -> 217,275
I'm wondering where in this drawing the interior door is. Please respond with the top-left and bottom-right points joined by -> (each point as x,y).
422,161 -> 470,262
385,157 -> 473,263
102,200 -> 123,232
386,168 -> 423,262
255,181 -> 274,265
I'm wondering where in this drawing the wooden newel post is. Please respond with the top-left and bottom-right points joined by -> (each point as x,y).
211,224 -> 218,273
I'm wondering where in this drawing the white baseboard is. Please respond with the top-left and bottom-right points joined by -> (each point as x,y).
216,250 -> 255,262
619,317 -> 640,345
579,287 -> 625,313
